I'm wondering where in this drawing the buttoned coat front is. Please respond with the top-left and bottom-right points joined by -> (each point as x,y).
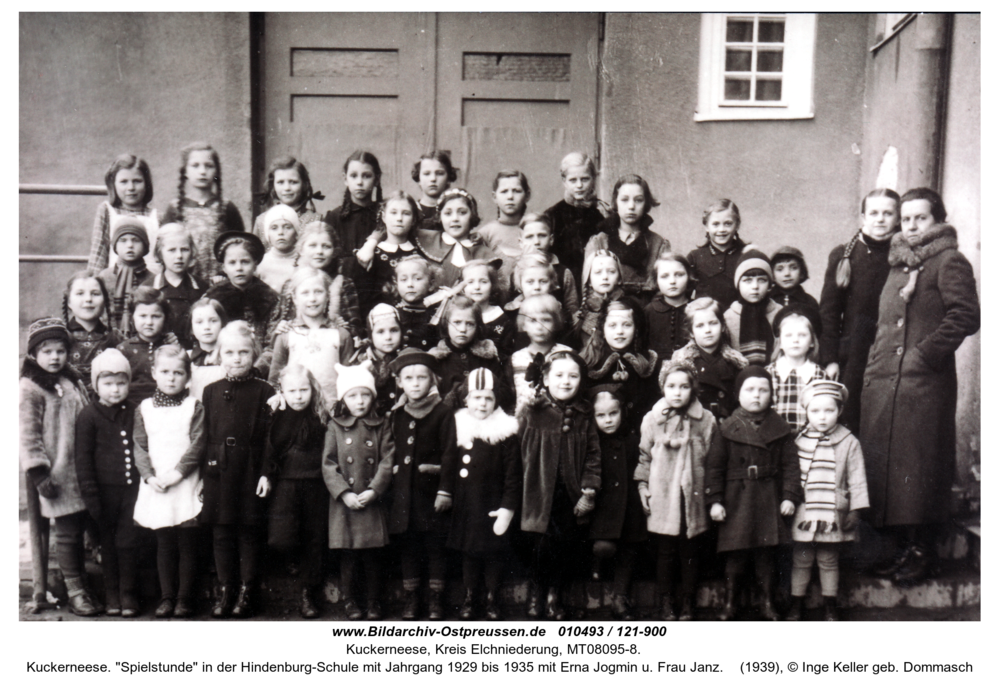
859,225 -> 980,527
322,413 -> 395,549
635,397 -> 717,538
705,408 -> 802,552
387,400 -> 457,535
518,395 -> 602,534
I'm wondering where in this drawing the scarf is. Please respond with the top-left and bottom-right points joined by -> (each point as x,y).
152,388 -> 189,408
737,298 -> 773,365
586,349 -> 658,382
112,259 -> 149,333
795,429 -> 838,534
394,388 -> 442,419
888,224 -> 959,303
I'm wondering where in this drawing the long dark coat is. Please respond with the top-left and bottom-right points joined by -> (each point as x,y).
670,341 -> 748,420
589,426 -> 647,542
705,408 -> 802,552
860,225 -> 979,528
387,399 -> 457,535
518,394 -> 602,534
446,409 -> 522,554
687,236 -> 746,311
199,376 -> 272,525
818,232 -> 893,432
322,412 -> 394,549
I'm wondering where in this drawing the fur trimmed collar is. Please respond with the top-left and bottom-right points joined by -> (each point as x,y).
889,224 -> 959,267
587,349 -> 658,380
429,337 -> 499,361
671,341 -> 748,370
19,356 -> 84,394
650,396 -> 706,423
455,407 -> 519,448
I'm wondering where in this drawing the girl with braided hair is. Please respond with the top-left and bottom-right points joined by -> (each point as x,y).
161,142 -> 245,286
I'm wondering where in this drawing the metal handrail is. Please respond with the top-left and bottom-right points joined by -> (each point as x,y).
19,183 -> 105,263
19,183 -> 106,195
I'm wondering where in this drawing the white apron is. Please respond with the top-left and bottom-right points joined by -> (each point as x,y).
287,327 -> 342,411
132,396 -> 203,529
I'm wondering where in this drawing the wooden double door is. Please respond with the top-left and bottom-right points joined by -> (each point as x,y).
259,12 -> 600,215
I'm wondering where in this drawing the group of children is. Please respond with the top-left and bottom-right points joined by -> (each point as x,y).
19,144 -> 978,621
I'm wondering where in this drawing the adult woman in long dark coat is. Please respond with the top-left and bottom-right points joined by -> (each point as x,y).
859,188 -> 979,585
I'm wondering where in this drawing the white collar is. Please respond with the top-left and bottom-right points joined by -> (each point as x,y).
378,240 -> 415,253
441,233 -> 475,249
774,356 -> 816,380
482,305 -> 504,323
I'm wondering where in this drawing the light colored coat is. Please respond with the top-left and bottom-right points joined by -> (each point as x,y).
635,397 -> 717,538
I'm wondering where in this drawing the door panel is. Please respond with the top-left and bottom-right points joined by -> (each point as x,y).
262,13 -> 599,217
262,13 -> 435,202
436,13 -> 600,210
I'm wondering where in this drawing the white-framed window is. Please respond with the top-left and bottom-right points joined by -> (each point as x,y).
695,13 -> 816,122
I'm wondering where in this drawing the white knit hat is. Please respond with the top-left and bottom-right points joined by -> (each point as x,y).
263,204 -> 301,233
91,348 -> 132,390
368,302 -> 400,332
335,361 -> 377,400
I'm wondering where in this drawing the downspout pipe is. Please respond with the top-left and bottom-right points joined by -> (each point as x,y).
910,13 -> 952,190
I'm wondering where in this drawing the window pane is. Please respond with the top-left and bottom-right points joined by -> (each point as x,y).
726,19 -> 753,43
758,20 -> 785,42
757,50 -> 783,73
725,49 -> 752,72
725,78 -> 751,101
755,79 -> 782,101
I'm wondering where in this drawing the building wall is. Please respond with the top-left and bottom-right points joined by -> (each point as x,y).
18,13 -> 252,345
940,15 -> 981,484
599,13 -> 870,300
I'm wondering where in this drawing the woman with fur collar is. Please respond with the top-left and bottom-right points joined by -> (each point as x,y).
860,189 -> 980,586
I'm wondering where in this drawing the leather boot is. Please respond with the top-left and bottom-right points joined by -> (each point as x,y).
660,593 -> 677,621
678,594 -> 695,621
173,597 -> 194,618
718,581 -> 737,621
459,588 -> 476,620
344,597 -> 363,621
485,589 -> 502,621
759,585 -> 780,621
155,598 -> 176,618
870,544 -> 913,578
366,600 -> 383,621
64,576 -> 99,617
301,587 -> 321,619
401,589 -> 419,620
428,589 -> 445,620
526,582 -> 543,619
785,595 -> 804,621
230,582 -> 254,619
892,544 -> 934,587
822,596 -> 839,621
211,583 -> 235,618
545,587 -> 565,621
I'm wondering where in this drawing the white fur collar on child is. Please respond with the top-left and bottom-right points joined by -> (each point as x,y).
455,407 -> 519,448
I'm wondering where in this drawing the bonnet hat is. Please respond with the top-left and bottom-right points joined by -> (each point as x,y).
335,361 -> 377,400
368,303 -> 400,332
262,204 -> 301,233
27,316 -> 71,355
90,348 -> 133,389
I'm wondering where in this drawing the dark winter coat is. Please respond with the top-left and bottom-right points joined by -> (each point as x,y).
387,398 -> 457,535
585,349 -> 660,426
199,376 -> 273,525
429,338 -> 513,412
687,236 -> 747,311
670,341 -> 748,420
397,302 -> 437,351
644,295 -> 689,365
414,229 -> 497,287
74,399 -> 138,519
446,409 -> 522,554
584,218 -> 668,297
544,199 -> 605,286
322,412 -> 394,549
818,232 -> 894,432
590,426 -> 647,542
323,201 -> 378,274
518,393 -> 602,534
117,334 -> 171,404
705,408 -> 802,552
772,284 -> 820,315
205,276 -> 280,347
67,317 -> 120,399
859,225 -> 980,528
